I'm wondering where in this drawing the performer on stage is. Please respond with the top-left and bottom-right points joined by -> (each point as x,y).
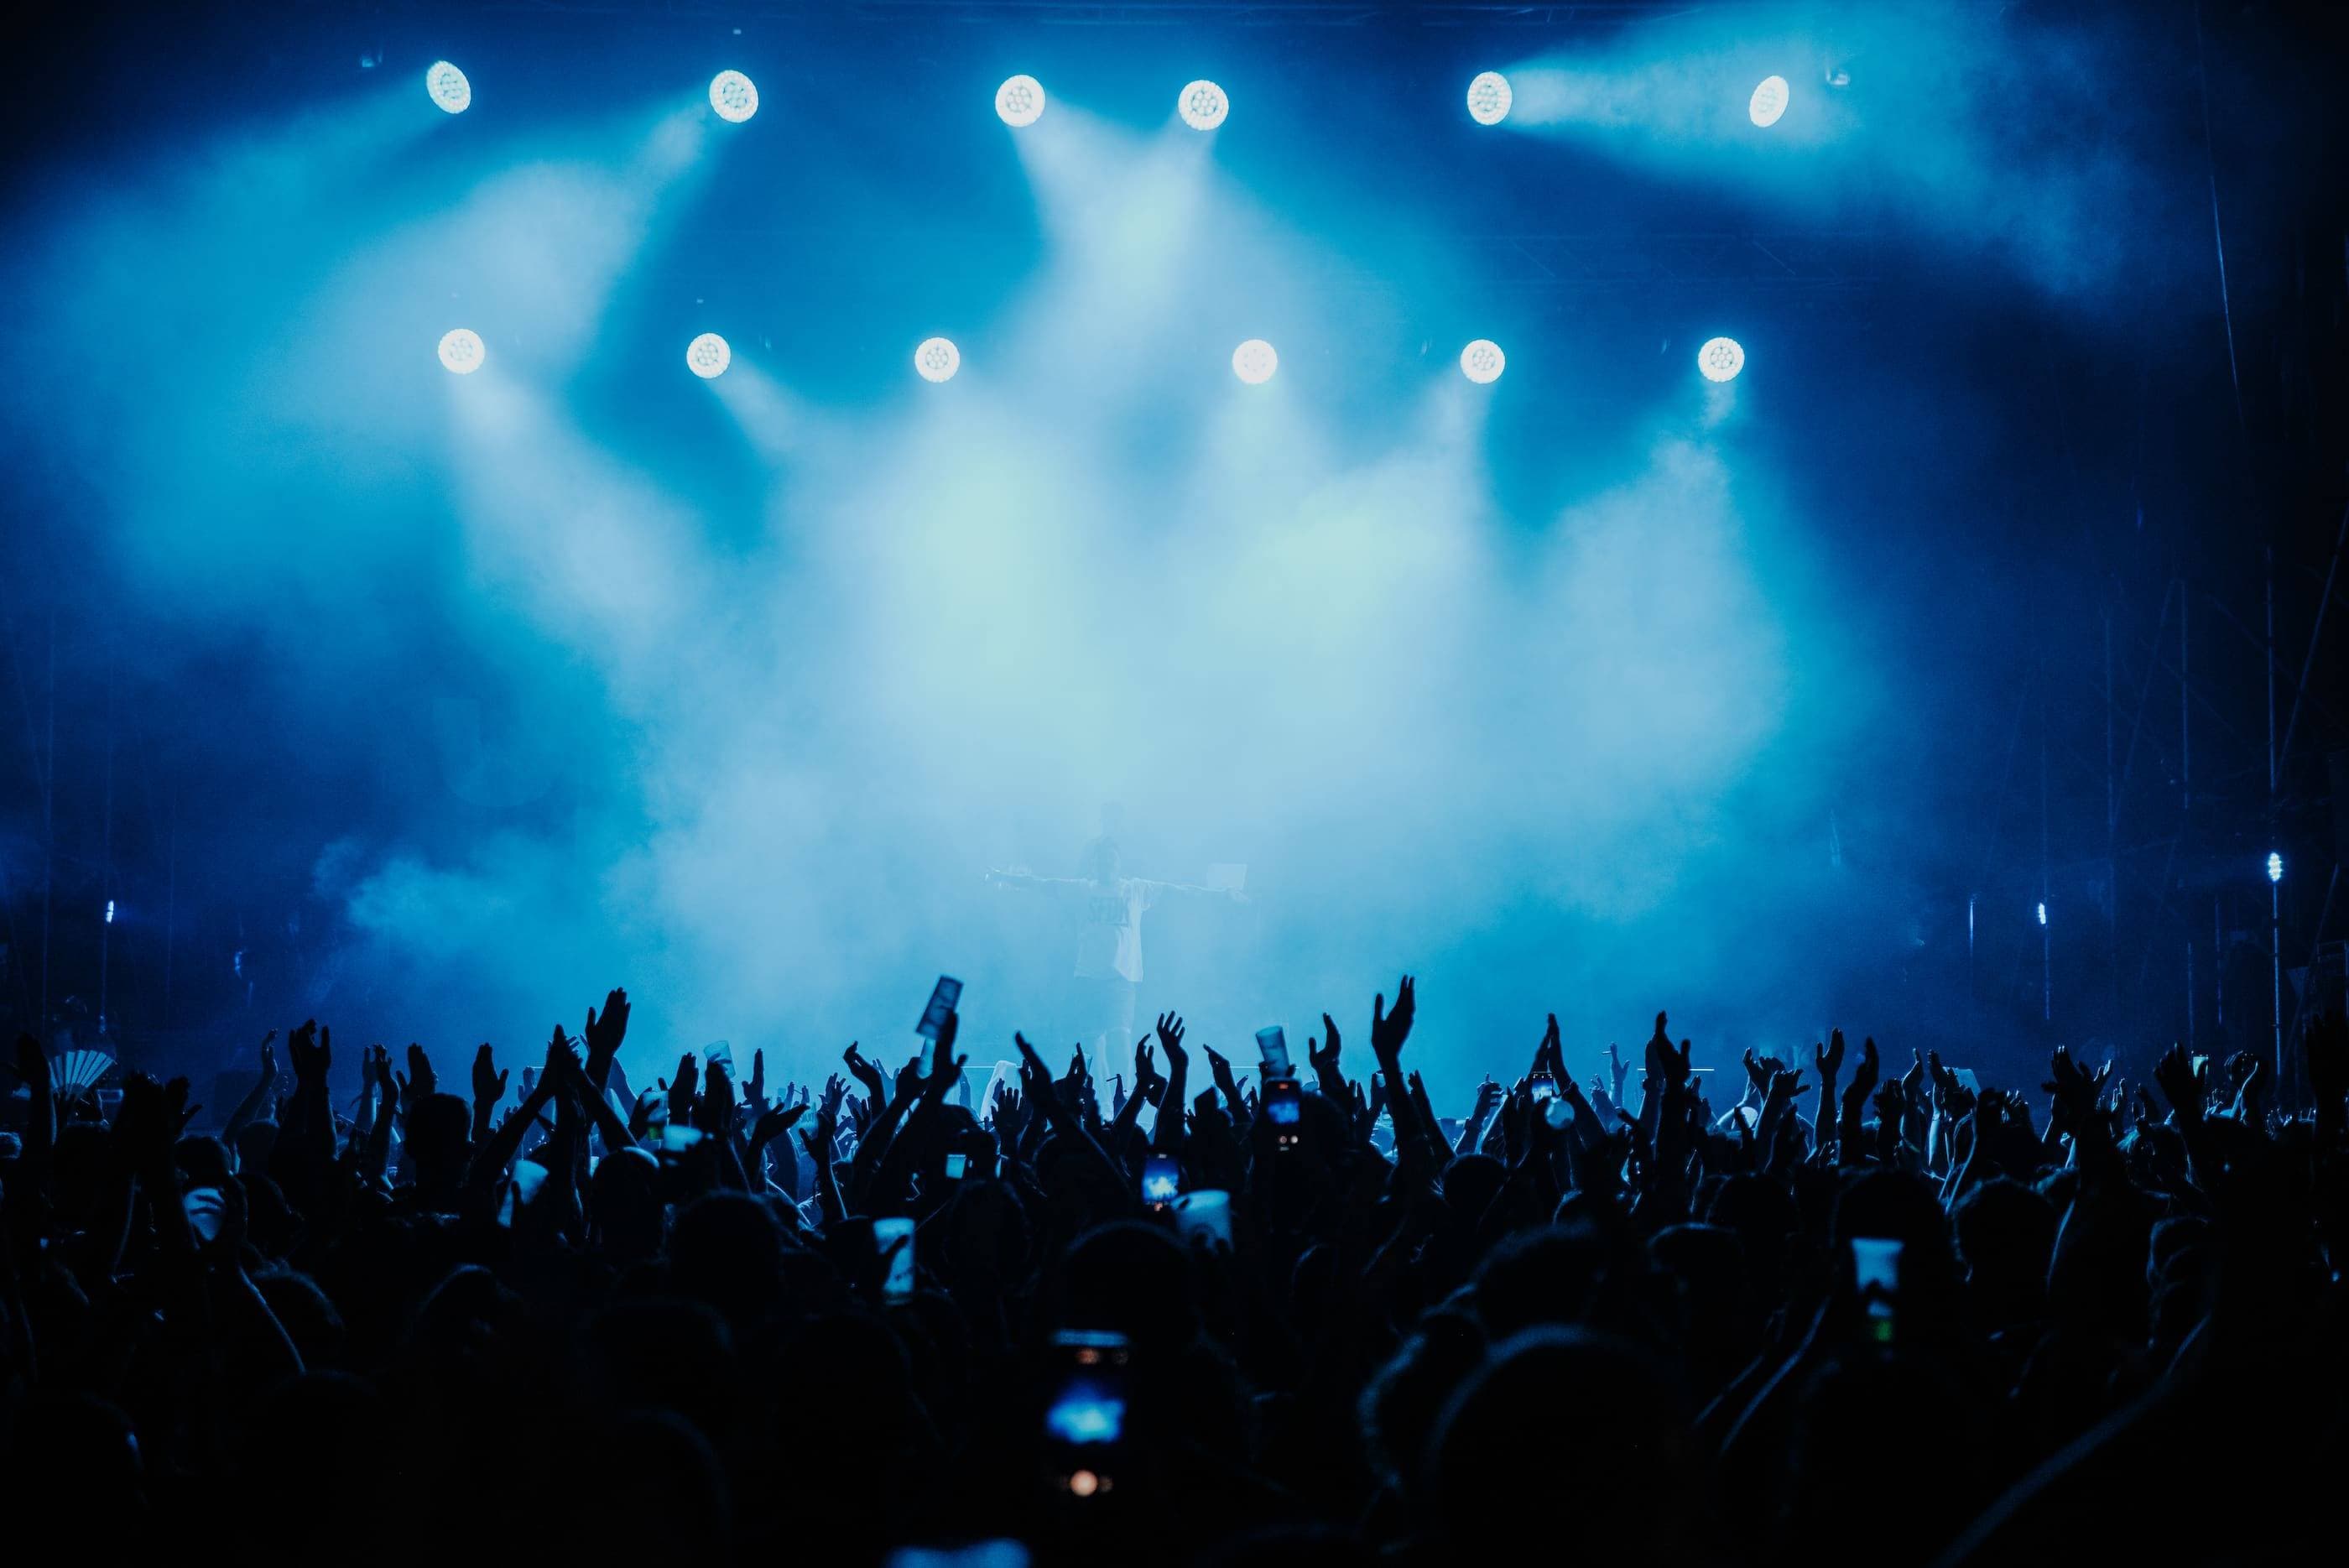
987,830 -> 1242,1061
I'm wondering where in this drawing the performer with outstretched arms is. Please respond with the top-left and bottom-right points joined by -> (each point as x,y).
987,834 -> 1242,1060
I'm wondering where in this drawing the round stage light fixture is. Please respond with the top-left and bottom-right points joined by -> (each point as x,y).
438,328 -> 486,374
1466,71 -> 1513,126
1749,75 -> 1790,128
425,60 -> 471,114
996,75 -> 1045,128
914,336 -> 961,383
1460,340 -> 1506,383
685,333 -> 732,379
2268,851 -> 2285,884
1232,338 -> 1278,384
710,70 -> 759,123
1695,336 -> 1745,383
1179,80 -> 1229,131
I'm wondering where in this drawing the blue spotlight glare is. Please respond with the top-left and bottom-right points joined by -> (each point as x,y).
105,899 -> 116,925
2036,901 -> 2048,927
425,60 -> 471,114
1466,71 -> 1513,126
996,75 -> 1045,128
1179,80 -> 1229,131
1749,76 -> 1790,128
438,329 -> 485,374
914,337 -> 961,383
685,333 -> 732,379
1696,336 -> 1745,383
1460,340 -> 1506,383
710,70 -> 759,123
2268,852 -> 2284,883
1232,339 -> 1278,384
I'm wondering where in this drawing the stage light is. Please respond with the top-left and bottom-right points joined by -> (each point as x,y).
914,336 -> 961,383
1179,80 -> 1228,131
997,75 -> 1045,127
438,328 -> 485,374
710,70 -> 759,123
685,333 -> 731,379
1460,339 -> 1506,383
1696,336 -> 1745,383
2036,901 -> 2048,926
425,60 -> 471,114
1749,75 -> 1790,128
105,899 -> 115,925
1232,338 -> 1278,384
1466,71 -> 1513,126
2268,852 -> 2284,883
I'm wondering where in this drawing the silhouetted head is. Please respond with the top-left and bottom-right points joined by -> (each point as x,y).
406,1091 -> 473,1190
591,1144 -> 664,1260
670,1190 -> 786,1327
1083,834 -> 1122,885
1467,1219 -> 1607,1336
1430,1327 -> 1697,1563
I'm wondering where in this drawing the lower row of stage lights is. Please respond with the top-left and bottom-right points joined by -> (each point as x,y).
440,333 -> 1747,384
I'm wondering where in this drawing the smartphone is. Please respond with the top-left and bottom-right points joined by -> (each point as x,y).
1254,1026 -> 1291,1079
1044,1329 -> 1129,1498
659,1123 -> 703,1153
1850,1236 -> 1902,1346
874,1216 -> 916,1301
1264,1076 -> 1303,1147
184,1185 -> 225,1243
1529,1071 -> 1557,1103
944,1151 -> 969,1180
918,976 -> 963,1039
702,1041 -> 735,1076
1169,1189 -> 1232,1250
1140,1152 -> 1180,1208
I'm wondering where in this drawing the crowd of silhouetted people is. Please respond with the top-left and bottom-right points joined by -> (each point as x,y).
3,977 -> 2344,1565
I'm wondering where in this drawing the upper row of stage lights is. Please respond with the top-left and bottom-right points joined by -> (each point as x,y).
420,64 -> 1796,133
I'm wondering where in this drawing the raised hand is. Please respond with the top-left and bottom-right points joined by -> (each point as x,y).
2039,1044 -> 2108,1132
747,1049 -> 768,1114
1154,1011 -> 1187,1068
669,1052 -> 700,1115
1606,1041 -> 1628,1102
582,987 -> 631,1079
1651,1021 -> 1692,1094
471,1043 -> 508,1111
750,1101 -> 806,1150
1309,1012 -> 1341,1080
366,1043 -> 395,1101
1816,1029 -> 1846,1081
115,1072 -> 201,1171
258,1032 -> 279,1086
842,1042 -> 886,1105
1372,975 -> 1418,1062
2153,1043 -> 2202,1125
395,1044 -> 435,1115
288,1019 -> 331,1086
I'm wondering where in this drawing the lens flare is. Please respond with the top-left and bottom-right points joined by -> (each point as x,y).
1696,336 -> 1745,383
1179,80 -> 1229,131
1466,71 -> 1513,126
437,329 -> 485,374
996,75 -> 1045,128
425,60 -> 471,114
710,70 -> 759,123
1232,339 -> 1278,384
1460,340 -> 1506,383
685,333 -> 731,379
914,336 -> 961,383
